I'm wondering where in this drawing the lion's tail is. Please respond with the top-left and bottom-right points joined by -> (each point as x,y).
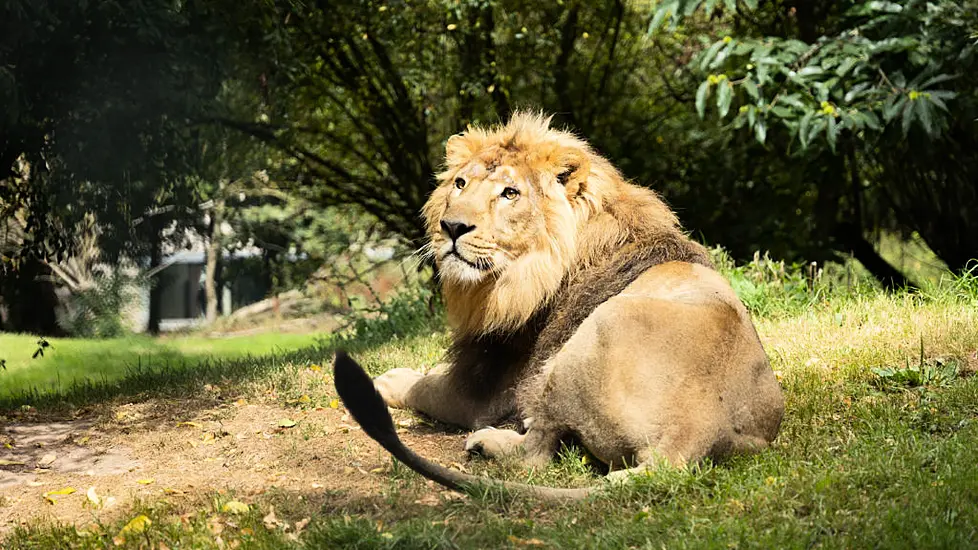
332,350 -> 597,501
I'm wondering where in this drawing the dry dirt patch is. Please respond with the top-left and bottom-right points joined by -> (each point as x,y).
0,398 -> 467,534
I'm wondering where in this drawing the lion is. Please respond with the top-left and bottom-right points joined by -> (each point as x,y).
333,112 -> 784,499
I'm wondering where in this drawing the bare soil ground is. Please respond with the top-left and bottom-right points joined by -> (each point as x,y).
0,394 -> 467,534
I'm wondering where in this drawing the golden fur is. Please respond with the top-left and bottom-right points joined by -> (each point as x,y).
422,112 -> 680,335
357,112 -> 784,496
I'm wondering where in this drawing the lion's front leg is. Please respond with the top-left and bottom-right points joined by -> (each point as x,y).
464,422 -> 560,469
373,364 -> 499,429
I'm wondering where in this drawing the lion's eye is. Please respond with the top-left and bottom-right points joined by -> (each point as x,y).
454,178 -> 466,190
501,187 -> 520,200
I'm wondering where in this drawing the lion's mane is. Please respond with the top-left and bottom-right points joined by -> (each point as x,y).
424,112 -> 713,423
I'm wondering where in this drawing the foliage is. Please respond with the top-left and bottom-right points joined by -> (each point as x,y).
339,283 -> 444,350
662,1 -> 974,148
0,0 -> 230,267
655,0 -> 978,274
56,272 -> 139,339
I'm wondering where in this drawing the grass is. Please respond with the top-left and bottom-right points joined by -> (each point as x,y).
3,256 -> 978,548
0,332 -> 325,403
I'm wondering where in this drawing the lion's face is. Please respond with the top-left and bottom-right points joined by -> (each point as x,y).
420,112 -> 626,334
425,159 -> 568,286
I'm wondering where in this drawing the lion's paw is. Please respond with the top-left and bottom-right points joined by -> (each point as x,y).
605,466 -> 650,486
373,368 -> 424,409
464,428 -> 524,460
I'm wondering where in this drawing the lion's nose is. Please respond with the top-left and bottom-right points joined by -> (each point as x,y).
440,220 -> 476,242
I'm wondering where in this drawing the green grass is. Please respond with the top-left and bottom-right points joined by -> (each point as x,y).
4,259 -> 978,548
0,332 -> 324,404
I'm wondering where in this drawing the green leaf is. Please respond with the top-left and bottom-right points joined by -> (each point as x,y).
807,118 -> 827,145
826,116 -> 839,152
798,111 -> 815,148
754,118 -> 767,144
844,83 -> 871,104
743,78 -> 759,100
717,82 -> 733,118
723,0 -> 737,12
696,80 -> 711,118
862,111 -> 881,131
925,90 -> 957,112
780,94 -> 806,110
883,95 -> 906,122
742,0 -> 758,9
648,2 -> 678,35
700,40 -> 726,71
835,57 -> 858,77
683,0 -> 703,16
278,419 -> 297,428
797,66 -> 824,78
901,98 -> 916,136
916,100 -> 935,136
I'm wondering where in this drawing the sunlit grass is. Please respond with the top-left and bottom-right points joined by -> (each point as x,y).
3,256 -> 978,548
0,332 -> 325,402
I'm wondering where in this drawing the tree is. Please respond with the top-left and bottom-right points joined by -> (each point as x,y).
652,0 -> 978,281
0,0 -> 237,333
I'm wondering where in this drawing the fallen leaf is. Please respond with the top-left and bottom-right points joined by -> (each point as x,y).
297,394 -> 311,404
43,487 -> 76,497
294,517 -> 311,535
277,419 -> 297,428
309,364 -> 322,372
329,399 -> 340,409
137,478 -> 155,485
86,487 -> 101,508
37,453 -> 56,468
177,421 -> 202,429
414,494 -> 440,507
207,516 -> 225,535
222,500 -> 250,514
0,459 -> 25,466
119,514 -> 152,535
162,487 -> 185,496
508,535 -> 546,546
310,482 -> 324,489
263,506 -> 281,530
241,527 -> 254,536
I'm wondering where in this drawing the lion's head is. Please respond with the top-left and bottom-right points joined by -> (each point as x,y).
423,112 -> 679,336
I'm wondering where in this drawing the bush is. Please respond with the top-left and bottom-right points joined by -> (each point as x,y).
710,247 -> 878,318
57,272 -> 140,338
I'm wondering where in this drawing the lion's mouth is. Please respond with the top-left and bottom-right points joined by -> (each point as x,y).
444,249 -> 492,272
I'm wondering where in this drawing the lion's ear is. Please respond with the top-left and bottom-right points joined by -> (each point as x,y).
445,132 -> 483,167
555,149 -> 591,198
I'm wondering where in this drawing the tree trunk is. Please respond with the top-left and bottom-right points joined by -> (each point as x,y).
147,225 -> 163,335
205,187 -> 226,323
836,228 -> 916,291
